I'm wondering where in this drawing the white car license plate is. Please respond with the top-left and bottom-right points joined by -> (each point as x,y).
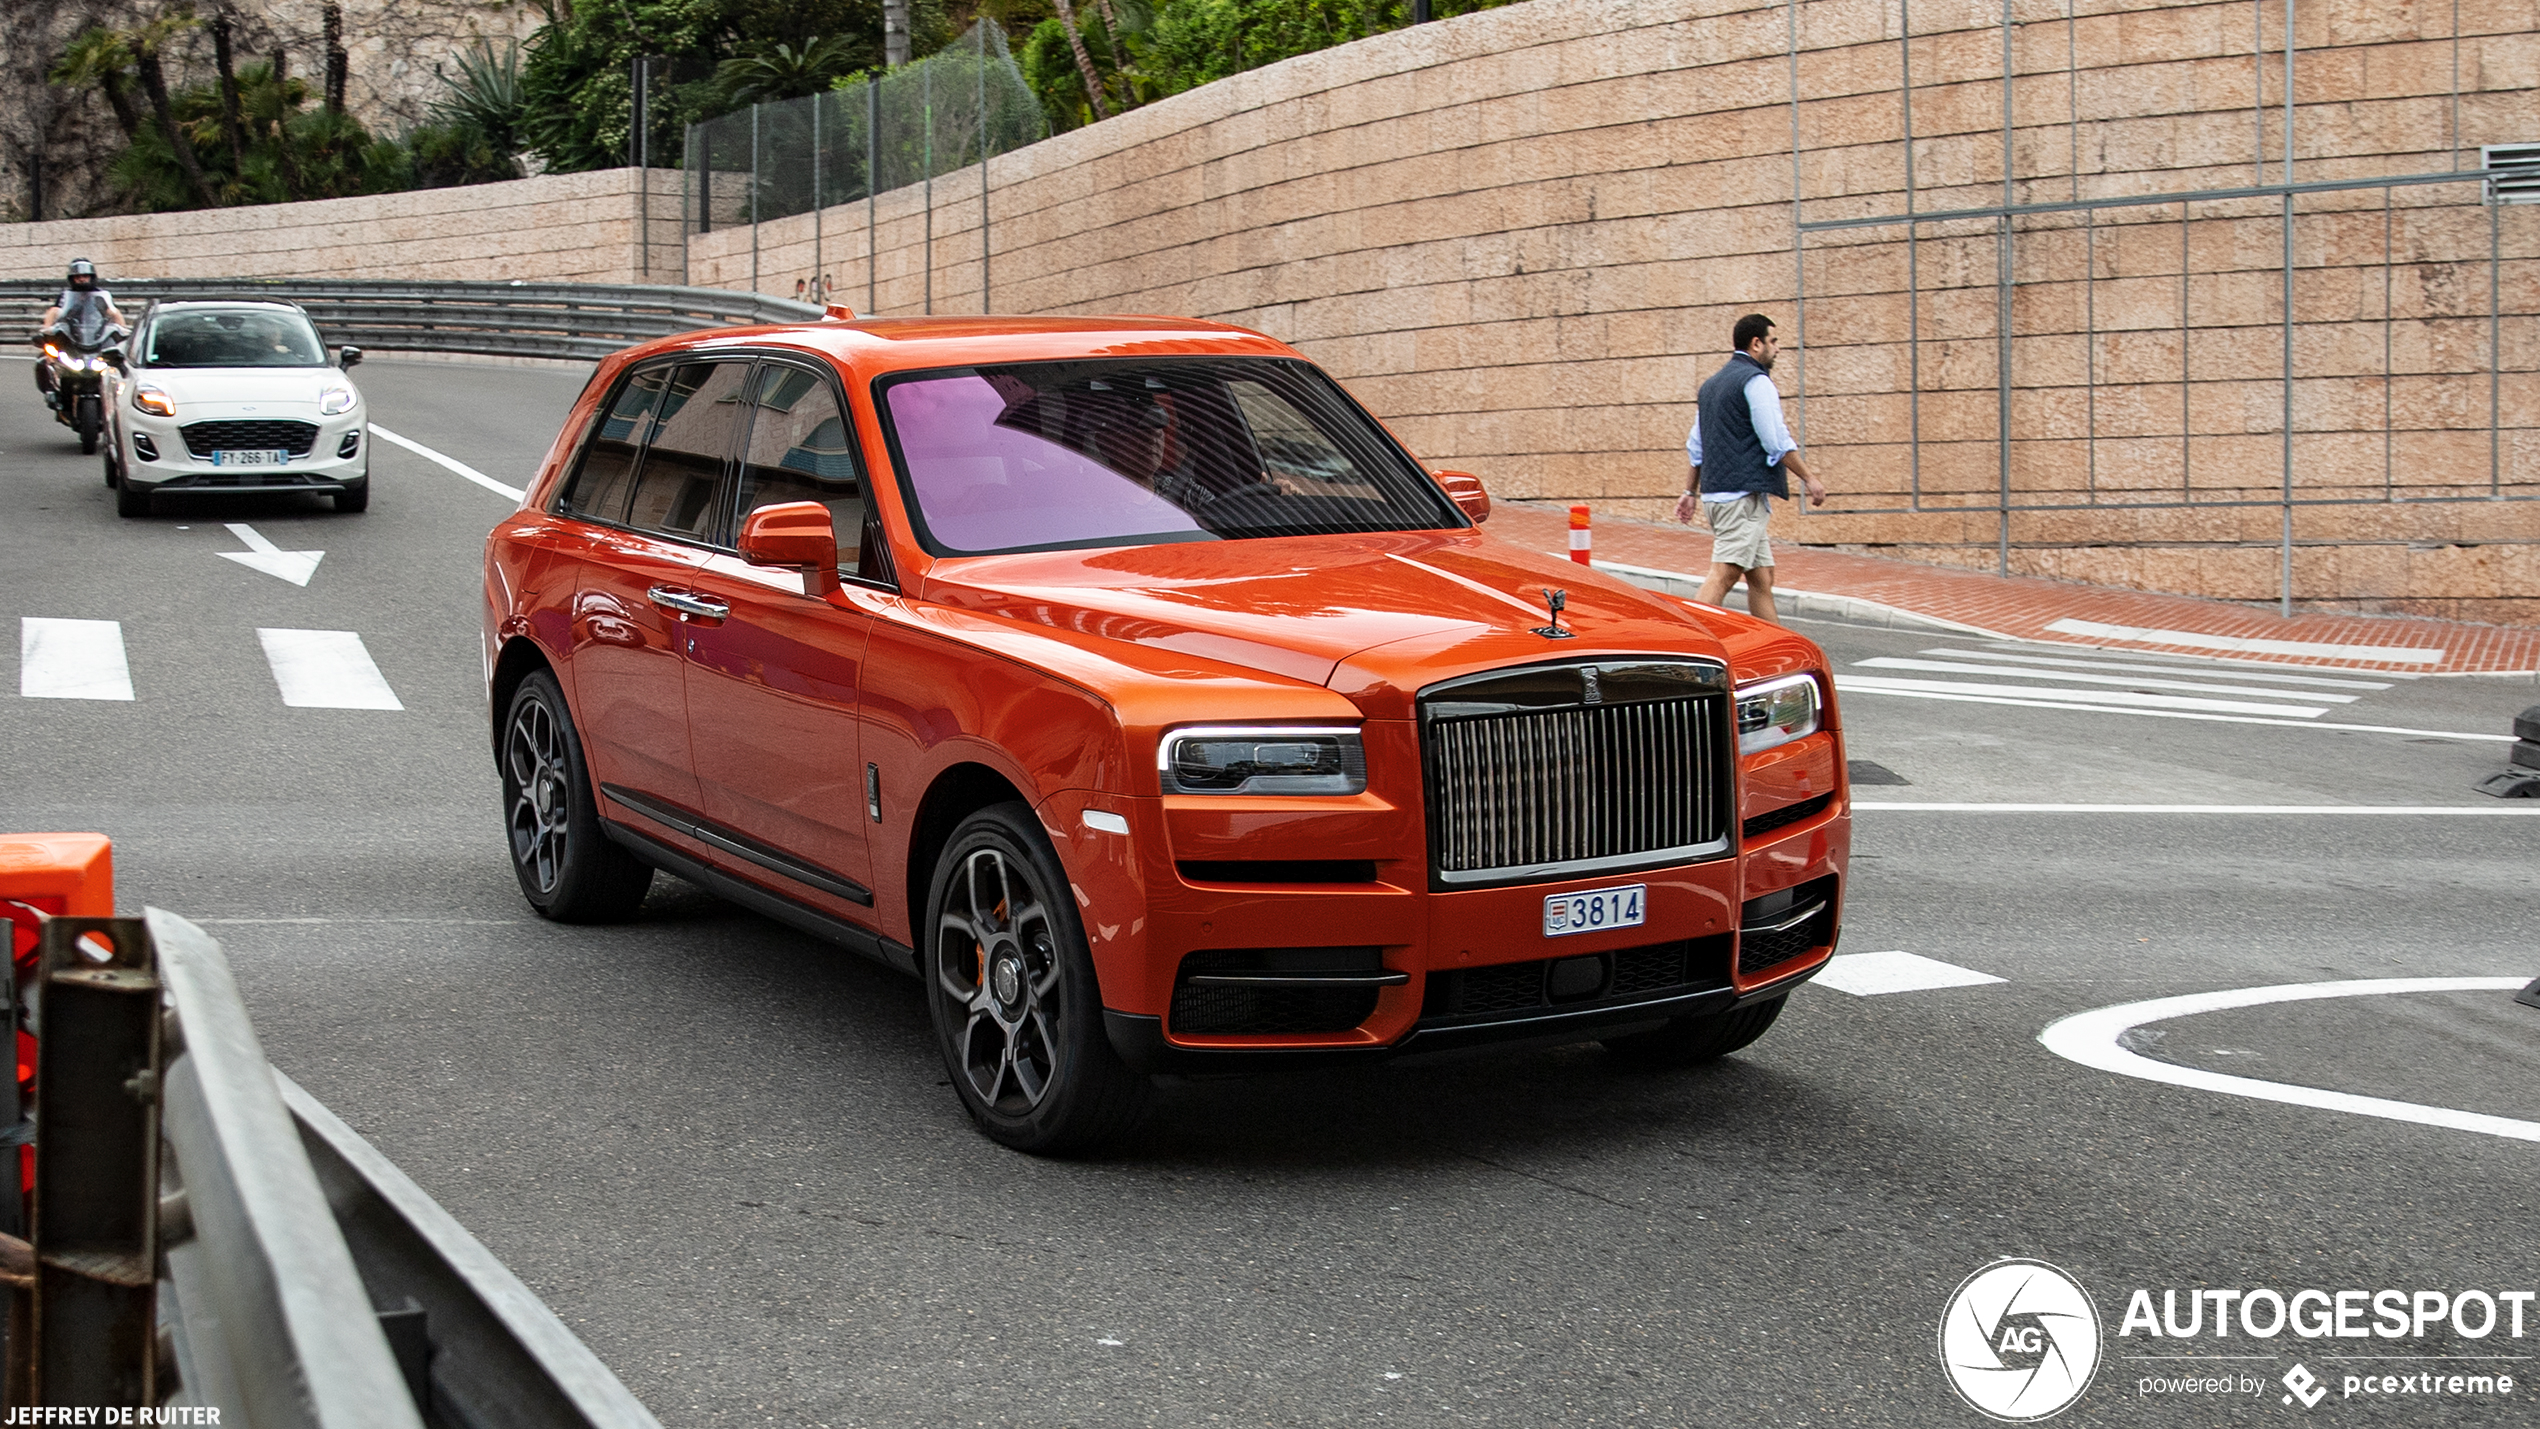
212,449 -> 286,467
1543,884 -> 1645,938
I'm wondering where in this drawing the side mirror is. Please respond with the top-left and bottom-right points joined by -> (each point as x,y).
101,349 -> 127,373
338,345 -> 363,369
737,501 -> 841,598
1434,470 -> 1491,524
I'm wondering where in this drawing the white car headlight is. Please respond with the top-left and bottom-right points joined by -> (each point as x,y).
131,384 -> 176,417
318,385 -> 357,416
1160,726 -> 1367,795
1736,674 -> 1822,756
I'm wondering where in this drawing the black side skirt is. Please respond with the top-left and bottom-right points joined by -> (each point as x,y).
602,819 -> 917,978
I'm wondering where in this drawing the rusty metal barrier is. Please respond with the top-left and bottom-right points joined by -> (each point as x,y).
3,908 -> 659,1427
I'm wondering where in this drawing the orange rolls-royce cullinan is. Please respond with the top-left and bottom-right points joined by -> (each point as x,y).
482,314 -> 1848,1152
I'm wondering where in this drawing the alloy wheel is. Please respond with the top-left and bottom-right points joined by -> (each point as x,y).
935,846 -> 1064,1115
504,695 -> 572,895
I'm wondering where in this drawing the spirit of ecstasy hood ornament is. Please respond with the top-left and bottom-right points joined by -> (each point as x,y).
1532,588 -> 1574,639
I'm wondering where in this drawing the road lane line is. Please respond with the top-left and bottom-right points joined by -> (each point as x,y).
1854,658 -> 2362,703
19,618 -> 134,700
2043,618 -> 2445,664
2039,978 -> 2537,1143
369,424 -> 526,501
1815,951 -> 2006,996
1857,802 -> 2540,814
256,629 -> 404,710
1832,681 -> 2513,740
1840,673 -> 2330,717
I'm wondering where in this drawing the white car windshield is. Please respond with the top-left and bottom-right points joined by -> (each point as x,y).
147,309 -> 329,368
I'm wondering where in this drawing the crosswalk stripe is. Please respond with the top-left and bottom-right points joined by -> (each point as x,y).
1828,680 -> 2510,740
1839,673 -> 2330,718
20,618 -> 134,701
1926,647 -> 2394,691
1853,657 -> 2360,704
2043,618 -> 2444,664
256,629 -> 403,710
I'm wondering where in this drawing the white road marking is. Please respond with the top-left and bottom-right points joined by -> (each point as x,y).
256,629 -> 403,710
1833,681 -> 2513,740
19,618 -> 134,700
2044,618 -> 2445,664
217,522 -> 324,586
1839,673 -> 2329,718
2038,978 -> 2537,1142
369,424 -> 526,501
1815,951 -> 2006,996
1927,648 -> 2395,690
1858,803 -> 2540,814
1853,657 -> 2360,704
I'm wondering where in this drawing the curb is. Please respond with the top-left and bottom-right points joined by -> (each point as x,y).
1588,559 -> 2016,640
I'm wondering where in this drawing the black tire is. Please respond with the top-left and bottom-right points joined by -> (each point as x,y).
115,481 -> 149,518
499,671 -> 653,921
924,803 -> 1148,1154
333,479 -> 370,513
102,448 -> 119,487
1601,995 -> 1787,1069
75,397 -> 100,454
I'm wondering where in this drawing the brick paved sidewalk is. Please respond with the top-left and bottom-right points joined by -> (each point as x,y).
1489,502 -> 2540,676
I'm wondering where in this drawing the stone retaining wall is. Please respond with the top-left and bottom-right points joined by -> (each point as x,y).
1,168 -> 682,285
692,0 -> 2540,623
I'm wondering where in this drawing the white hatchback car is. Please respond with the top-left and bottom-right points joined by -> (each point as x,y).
104,299 -> 369,517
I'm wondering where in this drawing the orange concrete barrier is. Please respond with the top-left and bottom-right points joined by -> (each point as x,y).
1,834 -> 112,1197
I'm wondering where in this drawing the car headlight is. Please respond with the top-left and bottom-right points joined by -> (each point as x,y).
318,385 -> 357,416
1159,726 -> 1367,795
131,385 -> 176,417
1736,674 -> 1822,756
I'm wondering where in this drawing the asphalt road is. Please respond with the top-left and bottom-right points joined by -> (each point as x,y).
4,352 -> 2536,1428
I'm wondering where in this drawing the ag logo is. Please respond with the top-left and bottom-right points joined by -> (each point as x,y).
1938,1259 -> 2103,1421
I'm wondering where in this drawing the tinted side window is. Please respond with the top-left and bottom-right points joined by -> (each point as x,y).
625,361 -> 748,541
557,366 -> 668,523
736,364 -> 872,577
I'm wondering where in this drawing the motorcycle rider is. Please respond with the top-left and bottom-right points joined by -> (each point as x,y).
36,259 -> 126,407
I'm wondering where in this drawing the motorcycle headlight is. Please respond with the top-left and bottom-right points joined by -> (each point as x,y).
1159,726 -> 1367,795
1736,674 -> 1822,756
318,385 -> 357,416
131,385 -> 176,417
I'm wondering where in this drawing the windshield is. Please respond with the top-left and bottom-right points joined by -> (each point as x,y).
877,357 -> 1462,555
145,309 -> 329,368
54,292 -> 118,350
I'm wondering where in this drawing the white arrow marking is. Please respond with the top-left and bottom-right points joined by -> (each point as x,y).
218,522 -> 324,586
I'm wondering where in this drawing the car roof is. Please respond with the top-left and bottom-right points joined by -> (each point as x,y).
146,299 -> 312,315
629,314 -> 1300,379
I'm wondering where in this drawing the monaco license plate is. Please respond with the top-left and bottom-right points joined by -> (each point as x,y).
212,449 -> 286,467
1543,884 -> 1646,939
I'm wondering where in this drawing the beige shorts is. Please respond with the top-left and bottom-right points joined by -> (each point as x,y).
1702,493 -> 1775,570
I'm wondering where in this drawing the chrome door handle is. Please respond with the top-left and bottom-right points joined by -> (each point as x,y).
646,586 -> 729,620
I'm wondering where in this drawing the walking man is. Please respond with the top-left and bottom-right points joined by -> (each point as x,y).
1672,313 -> 1825,625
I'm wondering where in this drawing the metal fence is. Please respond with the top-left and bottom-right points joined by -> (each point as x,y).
1785,3 -> 2539,613
4,279 -> 823,362
684,21 -> 1045,312
10,909 -> 658,1424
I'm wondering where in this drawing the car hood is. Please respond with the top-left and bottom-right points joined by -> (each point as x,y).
138,367 -> 350,411
919,529 -> 1732,698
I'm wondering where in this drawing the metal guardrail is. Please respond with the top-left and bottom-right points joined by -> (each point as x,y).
9,909 -> 660,1426
1,279 -> 824,362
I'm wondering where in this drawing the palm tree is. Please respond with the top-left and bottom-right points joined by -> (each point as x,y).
47,28 -> 144,144
1048,0 -> 1111,121
125,10 -> 218,207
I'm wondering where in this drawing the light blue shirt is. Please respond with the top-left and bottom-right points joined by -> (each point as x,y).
1687,371 -> 1797,500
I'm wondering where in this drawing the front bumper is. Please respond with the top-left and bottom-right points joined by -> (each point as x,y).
119,410 -> 368,493
1065,779 -> 1848,1074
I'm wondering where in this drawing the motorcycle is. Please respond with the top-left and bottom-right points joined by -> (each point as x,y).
32,304 -> 128,456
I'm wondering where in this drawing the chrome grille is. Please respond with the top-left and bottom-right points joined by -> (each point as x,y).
1421,659 -> 1731,886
